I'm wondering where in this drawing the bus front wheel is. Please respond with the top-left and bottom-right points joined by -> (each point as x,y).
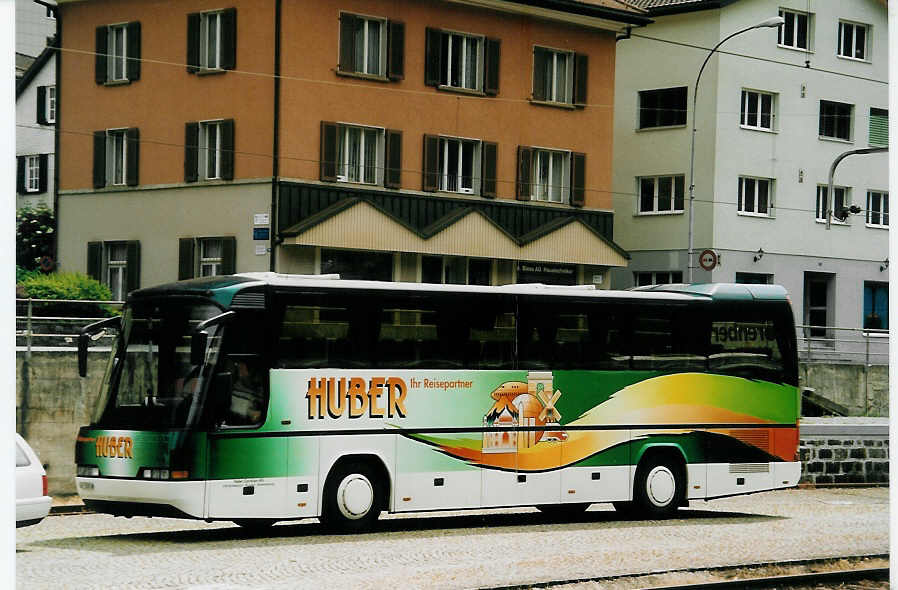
631,455 -> 685,519
320,461 -> 384,532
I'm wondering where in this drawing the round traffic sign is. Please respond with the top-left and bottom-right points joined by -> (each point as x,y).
698,249 -> 717,271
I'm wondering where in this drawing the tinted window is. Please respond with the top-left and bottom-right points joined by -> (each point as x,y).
707,303 -> 795,384
16,442 -> 30,467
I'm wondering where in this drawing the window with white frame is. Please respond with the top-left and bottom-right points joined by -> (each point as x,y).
531,149 -> 570,203
106,243 -> 128,301
634,271 -> 683,287
819,100 -> 853,141
47,86 -> 56,123
200,238 -> 223,277
738,176 -> 772,216
533,47 -> 573,104
866,191 -> 889,228
25,156 -> 41,192
341,14 -> 386,76
107,24 -> 128,81
838,21 -> 869,61
200,120 -> 223,180
439,136 -> 480,194
815,185 -> 850,223
778,8 -> 811,50
638,174 -> 685,214
336,124 -> 382,184
106,129 -> 127,186
440,31 -> 483,91
740,89 -> 775,131
201,11 -> 223,70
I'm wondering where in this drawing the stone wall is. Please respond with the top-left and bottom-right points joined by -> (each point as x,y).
799,423 -> 889,485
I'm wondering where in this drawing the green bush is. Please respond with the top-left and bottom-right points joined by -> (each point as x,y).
18,272 -> 116,317
16,265 -> 41,284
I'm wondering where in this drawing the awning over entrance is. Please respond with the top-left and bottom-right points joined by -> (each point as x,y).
280,198 -> 629,268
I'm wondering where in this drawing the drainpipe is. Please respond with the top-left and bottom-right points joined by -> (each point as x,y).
269,0 -> 281,271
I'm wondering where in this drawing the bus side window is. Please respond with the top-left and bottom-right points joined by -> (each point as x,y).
587,309 -> 631,370
467,298 -> 515,369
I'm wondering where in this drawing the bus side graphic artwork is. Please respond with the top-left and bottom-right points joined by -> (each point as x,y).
289,368 -> 798,472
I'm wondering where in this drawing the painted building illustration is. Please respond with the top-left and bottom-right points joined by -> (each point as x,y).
482,371 -> 566,453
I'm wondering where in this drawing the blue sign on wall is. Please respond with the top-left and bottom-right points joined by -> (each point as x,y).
253,227 -> 270,241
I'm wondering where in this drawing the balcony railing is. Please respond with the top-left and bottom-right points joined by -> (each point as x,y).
796,324 -> 889,365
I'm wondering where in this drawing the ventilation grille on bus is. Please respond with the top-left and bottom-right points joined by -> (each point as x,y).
730,430 -> 770,452
729,463 -> 770,474
230,293 -> 266,309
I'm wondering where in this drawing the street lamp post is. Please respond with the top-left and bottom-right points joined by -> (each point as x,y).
686,15 -> 785,283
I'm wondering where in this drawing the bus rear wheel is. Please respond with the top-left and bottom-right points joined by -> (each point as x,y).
320,461 -> 384,532
631,455 -> 685,519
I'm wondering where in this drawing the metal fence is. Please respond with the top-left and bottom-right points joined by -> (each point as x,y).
15,298 -> 124,352
796,324 -> 889,366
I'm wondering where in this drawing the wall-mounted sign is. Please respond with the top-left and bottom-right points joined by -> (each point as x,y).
516,262 -> 577,286
253,213 -> 270,226
253,227 -> 270,241
255,245 -> 267,255
699,249 -> 718,271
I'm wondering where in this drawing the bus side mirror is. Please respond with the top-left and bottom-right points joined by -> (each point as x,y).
191,331 -> 208,366
78,333 -> 89,377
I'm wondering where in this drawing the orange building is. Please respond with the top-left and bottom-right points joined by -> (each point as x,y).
55,0 -> 646,295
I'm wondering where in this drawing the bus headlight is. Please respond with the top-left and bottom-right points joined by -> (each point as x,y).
141,468 -> 170,480
77,465 -> 100,477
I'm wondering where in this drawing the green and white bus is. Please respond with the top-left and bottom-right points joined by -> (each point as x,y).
75,273 -> 800,530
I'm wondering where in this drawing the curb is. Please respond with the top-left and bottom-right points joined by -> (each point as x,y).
50,504 -> 92,515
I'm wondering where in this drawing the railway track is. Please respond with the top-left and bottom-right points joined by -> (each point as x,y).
483,554 -> 890,590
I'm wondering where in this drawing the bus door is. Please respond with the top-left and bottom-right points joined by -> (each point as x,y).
205,356 -> 289,520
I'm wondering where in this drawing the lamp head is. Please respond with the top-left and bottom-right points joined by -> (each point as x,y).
756,16 -> 786,28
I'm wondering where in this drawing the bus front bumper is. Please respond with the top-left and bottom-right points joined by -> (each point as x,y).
76,477 -> 206,519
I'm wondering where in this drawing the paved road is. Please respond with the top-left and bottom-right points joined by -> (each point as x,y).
16,487 -> 888,590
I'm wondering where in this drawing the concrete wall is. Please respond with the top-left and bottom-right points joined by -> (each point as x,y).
17,349 -> 889,496
802,362 -> 889,417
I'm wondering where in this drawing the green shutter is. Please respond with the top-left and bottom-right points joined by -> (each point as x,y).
38,154 -> 48,193
126,127 -> 139,186
221,8 -> 237,70
570,152 -> 586,207
221,237 -> 236,274
339,13 -> 357,73
320,121 -> 338,181
126,21 -> 141,81
126,241 -> 141,293
178,238 -> 195,280
870,108 -> 888,147
36,86 -> 47,125
387,20 -> 405,80
221,119 -> 235,180
384,129 -> 402,189
516,146 -> 532,201
424,28 -> 442,87
532,48 -> 547,102
93,131 -> 106,188
481,141 -> 497,198
484,38 -> 500,96
95,26 -> 108,84
422,135 -> 439,191
186,13 -> 200,73
87,242 -> 103,281
573,53 -> 588,107
185,122 -> 199,182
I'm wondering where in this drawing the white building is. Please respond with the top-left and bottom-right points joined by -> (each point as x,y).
612,0 -> 888,344
16,0 -> 56,59
16,44 -> 56,211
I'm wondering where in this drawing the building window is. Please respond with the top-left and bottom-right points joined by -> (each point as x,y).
635,271 -> 683,287
838,21 -> 869,61
740,89 -> 775,131
533,47 -> 573,104
638,175 -> 685,214
187,9 -> 236,73
178,237 -> 236,280
200,121 -> 222,180
738,176 -> 772,217
869,108 -> 888,147
337,124 -> 383,184
438,136 -> 480,194
638,87 -> 687,129
46,86 -> 55,123
17,155 -> 47,195
819,100 -> 853,141
339,14 -> 385,76
321,248 -> 393,281
199,239 -> 223,277
866,191 -> 889,228
108,24 -> 128,81
106,130 -> 127,186
778,8 -> 811,50
804,272 -> 833,339
106,243 -> 129,301
87,241 -> 140,298
863,282 -> 888,330
531,149 -> 570,203
440,31 -> 482,91
815,185 -> 850,223
735,272 -> 772,284
26,156 -> 41,192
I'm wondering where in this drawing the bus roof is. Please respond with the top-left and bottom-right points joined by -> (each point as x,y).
130,273 -> 789,308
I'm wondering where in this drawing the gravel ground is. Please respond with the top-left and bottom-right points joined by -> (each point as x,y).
16,487 -> 889,590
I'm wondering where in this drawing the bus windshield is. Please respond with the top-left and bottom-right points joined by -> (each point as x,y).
92,300 -> 224,429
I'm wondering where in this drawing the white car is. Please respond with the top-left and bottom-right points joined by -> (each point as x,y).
16,433 -> 51,527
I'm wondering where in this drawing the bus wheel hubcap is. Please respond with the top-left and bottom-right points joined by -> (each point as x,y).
337,474 -> 374,519
646,466 -> 676,507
